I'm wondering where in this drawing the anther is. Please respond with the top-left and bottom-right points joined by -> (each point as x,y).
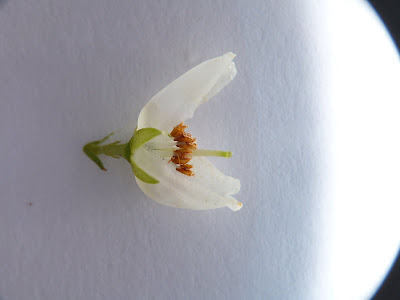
166,123 -> 232,176
170,123 -> 197,176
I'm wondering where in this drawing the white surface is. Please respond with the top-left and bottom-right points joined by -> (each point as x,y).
0,0 -> 399,299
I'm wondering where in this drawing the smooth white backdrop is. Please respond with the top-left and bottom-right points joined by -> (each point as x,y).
1,0 -> 399,299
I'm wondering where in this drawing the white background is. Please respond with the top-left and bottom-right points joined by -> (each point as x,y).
1,0 -> 399,299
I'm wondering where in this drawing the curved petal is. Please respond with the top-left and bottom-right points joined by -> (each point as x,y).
133,146 -> 242,211
137,52 -> 237,131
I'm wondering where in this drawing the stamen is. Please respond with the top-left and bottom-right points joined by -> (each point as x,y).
176,168 -> 194,176
176,163 -> 194,176
169,123 -> 196,176
166,123 -> 232,177
171,155 -> 191,165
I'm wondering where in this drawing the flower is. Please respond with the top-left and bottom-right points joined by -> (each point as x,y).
83,52 -> 241,211
132,52 -> 241,211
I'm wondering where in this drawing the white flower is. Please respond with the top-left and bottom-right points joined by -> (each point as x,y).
131,52 -> 242,211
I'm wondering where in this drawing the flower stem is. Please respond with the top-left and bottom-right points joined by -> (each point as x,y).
96,143 -> 131,161
83,134 -> 130,171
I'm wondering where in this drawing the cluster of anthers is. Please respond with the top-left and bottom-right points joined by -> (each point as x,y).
169,123 -> 197,176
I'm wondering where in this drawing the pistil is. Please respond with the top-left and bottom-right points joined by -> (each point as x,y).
191,149 -> 232,157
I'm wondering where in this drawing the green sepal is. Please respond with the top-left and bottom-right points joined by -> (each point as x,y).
129,128 -> 162,184
83,133 -> 115,171
130,127 -> 161,152
83,143 -> 107,171
130,160 -> 159,184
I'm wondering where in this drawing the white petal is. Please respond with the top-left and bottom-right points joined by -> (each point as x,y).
137,52 -> 237,131
133,146 -> 242,211
206,61 -> 237,100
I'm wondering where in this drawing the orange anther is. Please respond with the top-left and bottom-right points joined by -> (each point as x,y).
170,122 -> 198,176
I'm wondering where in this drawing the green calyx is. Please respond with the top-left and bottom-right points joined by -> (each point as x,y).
129,128 -> 161,184
83,128 -> 161,184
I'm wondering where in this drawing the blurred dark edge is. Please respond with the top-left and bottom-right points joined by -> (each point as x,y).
367,1 -> 400,300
